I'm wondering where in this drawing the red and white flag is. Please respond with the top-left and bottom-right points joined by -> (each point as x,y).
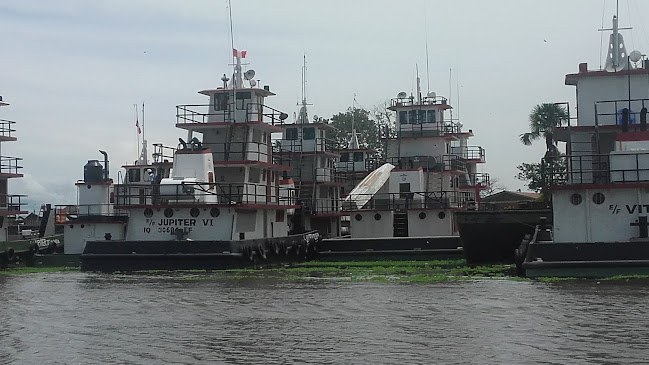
136,117 -> 141,134
233,48 -> 247,58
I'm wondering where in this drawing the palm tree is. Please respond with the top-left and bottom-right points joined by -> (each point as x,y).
520,103 -> 569,157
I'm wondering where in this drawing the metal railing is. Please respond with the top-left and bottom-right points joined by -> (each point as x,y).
55,204 -> 127,220
343,190 -> 472,211
451,146 -> 485,161
0,119 -> 16,139
275,138 -> 339,154
114,182 -> 297,207
152,144 -> 176,164
0,194 -> 27,211
0,156 -> 23,175
394,122 -> 462,138
459,173 -> 490,188
541,152 -> 649,186
176,103 -> 288,126
391,95 -> 448,108
301,197 -> 343,215
594,98 -> 649,128
335,158 -> 379,173
386,154 -> 467,172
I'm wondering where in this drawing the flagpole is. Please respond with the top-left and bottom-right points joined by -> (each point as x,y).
134,104 -> 140,161
142,102 -> 145,141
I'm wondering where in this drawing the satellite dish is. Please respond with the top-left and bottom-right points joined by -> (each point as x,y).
313,114 -> 319,120
427,91 -> 436,98
630,50 -> 642,63
249,79 -> 257,87
244,69 -> 256,80
397,91 -> 407,98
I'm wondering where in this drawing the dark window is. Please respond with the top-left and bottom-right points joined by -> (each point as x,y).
570,193 -> 582,205
355,214 -> 362,221
427,110 -> 436,123
128,168 -> 141,183
418,110 -> 426,124
374,213 -> 381,220
419,212 -> 426,219
303,127 -> 315,140
408,110 -> 416,124
286,128 -> 298,140
353,152 -> 364,162
236,91 -> 251,110
214,93 -> 229,111
340,152 -> 349,162
438,211 -> 446,219
593,193 -> 605,205
399,111 -> 408,124
276,210 -> 285,222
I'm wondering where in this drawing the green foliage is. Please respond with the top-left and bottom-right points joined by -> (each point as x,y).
330,107 -> 381,150
520,103 -> 569,148
516,157 -> 567,193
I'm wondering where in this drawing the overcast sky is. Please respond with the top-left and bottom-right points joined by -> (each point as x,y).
1,0 -> 648,210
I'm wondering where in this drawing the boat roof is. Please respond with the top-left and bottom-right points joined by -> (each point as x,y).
199,87 -> 275,97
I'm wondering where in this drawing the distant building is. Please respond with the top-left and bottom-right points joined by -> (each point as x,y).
480,190 -> 544,209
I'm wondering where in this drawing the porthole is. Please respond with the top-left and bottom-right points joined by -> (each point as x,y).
355,214 -> 362,221
190,208 -> 200,217
87,185 -> 92,189
592,192 -> 605,205
164,208 -> 174,217
143,208 -> 154,218
438,212 -> 446,219
210,208 -> 220,218
570,193 -> 582,205
81,224 -> 85,228
419,212 -> 427,219
374,213 -> 381,221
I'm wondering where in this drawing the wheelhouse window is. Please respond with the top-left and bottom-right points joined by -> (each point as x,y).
353,152 -> 364,162
236,91 -> 251,110
427,110 -> 436,123
214,93 -> 229,111
128,168 -> 141,183
303,127 -> 315,140
286,128 -> 298,140
340,152 -> 349,162
408,110 -> 417,124
399,111 -> 408,124
418,110 -> 426,124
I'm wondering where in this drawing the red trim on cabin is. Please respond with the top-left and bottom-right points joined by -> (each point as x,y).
0,173 -> 23,179
387,104 -> 453,111
213,161 -> 292,171
0,210 -> 28,216
550,183 -> 649,191
117,203 -> 299,210
279,178 -> 294,185
176,148 -> 212,155
276,151 -> 341,158
565,67 -> 649,85
297,181 -> 346,187
176,121 -> 282,133
615,131 -> 649,141
309,212 -> 345,217
0,137 -> 17,142
75,180 -> 113,186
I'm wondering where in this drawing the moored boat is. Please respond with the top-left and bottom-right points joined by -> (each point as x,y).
318,75 -> 490,260
519,14 -> 649,278
57,50 -> 320,272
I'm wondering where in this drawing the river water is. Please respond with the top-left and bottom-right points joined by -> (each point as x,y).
1,272 -> 648,364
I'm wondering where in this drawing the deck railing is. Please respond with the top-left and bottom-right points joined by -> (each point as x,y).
542,151 -> 649,186
0,156 -> 23,175
343,190 -> 474,211
176,103 -> 287,126
0,119 -> 16,139
386,154 -> 467,172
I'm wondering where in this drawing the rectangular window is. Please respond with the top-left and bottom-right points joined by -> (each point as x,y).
276,210 -> 285,222
128,168 -> 141,183
340,152 -> 349,162
418,110 -> 426,124
214,93 -> 229,111
408,110 -> 417,124
427,110 -> 436,123
399,183 -> 411,199
286,128 -> 298,140
399,111 -> 408,124
303,127 -> 315,140
353,152 -> 364,162
236,91 -> 251,110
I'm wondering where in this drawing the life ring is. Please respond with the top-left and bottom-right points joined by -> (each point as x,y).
5,247 -> 15,262
257,245 -> 267,260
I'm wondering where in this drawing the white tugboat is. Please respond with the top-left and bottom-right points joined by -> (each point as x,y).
62,50 -> 319,272
520,14 -> 649,278
319,75 -> 489,260
276,57 -> 344,238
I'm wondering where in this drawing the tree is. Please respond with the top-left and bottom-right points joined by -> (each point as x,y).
516,157 -> 567,194
519,103 -> 569,158
330,107 -> 381,151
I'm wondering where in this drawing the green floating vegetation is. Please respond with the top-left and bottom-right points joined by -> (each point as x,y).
0,266 -> 80,275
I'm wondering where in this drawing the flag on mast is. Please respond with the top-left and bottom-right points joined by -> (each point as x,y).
136,116 -> 141,134
233,48 -> 246,58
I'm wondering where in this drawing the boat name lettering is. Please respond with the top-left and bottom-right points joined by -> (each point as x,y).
157,218 -> 197,226
624,204 -> 649,214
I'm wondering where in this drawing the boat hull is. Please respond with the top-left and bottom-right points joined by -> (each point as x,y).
317,236 -> 463,261
522,241 -> 649,278
456,209 -> 550,265
80,232 -> 320,272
